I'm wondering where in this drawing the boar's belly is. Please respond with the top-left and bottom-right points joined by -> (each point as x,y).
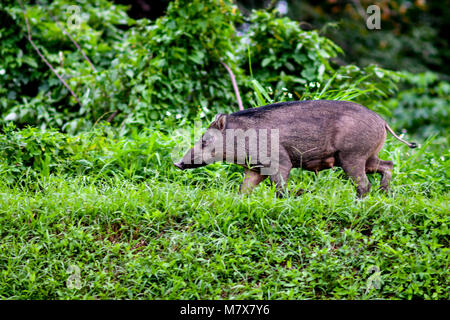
300,156 -> 336,172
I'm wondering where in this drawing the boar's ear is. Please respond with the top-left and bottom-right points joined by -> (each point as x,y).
215,113 -> 227,131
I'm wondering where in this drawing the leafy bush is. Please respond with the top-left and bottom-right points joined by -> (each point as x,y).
119,0 -> 243,124
240,10 -> 342,93
0,123 -> 176,184
283,0 -> 450,75
0,0 -> 245,131
0,0 -> 133,132
386,72 -> 450,137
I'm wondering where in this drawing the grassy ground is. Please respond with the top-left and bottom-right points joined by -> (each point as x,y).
0,132 -> 448,299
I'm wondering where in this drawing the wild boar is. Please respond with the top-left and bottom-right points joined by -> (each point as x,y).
174,100 -> 417,198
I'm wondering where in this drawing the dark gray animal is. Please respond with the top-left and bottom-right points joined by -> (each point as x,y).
174,100 -> 417,197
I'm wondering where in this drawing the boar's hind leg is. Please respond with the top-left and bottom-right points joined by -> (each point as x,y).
340,156 -> 371,198
365,157 -> 393,192
239,169 -> 267,195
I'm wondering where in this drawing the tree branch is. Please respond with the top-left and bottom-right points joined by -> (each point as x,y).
350,0 -> 367,20
42,2 -> 124,123
106,110 -> 120,123
17,0 -> 82,107
221,61 -> 244,111
45,6 -> 97,73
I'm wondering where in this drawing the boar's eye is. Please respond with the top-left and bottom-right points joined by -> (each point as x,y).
202,135 -> 214,147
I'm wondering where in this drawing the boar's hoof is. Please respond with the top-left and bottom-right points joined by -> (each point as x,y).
295,188 -> 310,196
275,189 -> 309,198
379,186 -> 393,196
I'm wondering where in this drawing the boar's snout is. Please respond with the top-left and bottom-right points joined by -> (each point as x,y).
173,161 -> 185,170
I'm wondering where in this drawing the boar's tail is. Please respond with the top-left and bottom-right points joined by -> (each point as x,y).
385,123 -> 418,148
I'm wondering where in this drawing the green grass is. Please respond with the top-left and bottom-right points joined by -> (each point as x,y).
0,132 -> 448,299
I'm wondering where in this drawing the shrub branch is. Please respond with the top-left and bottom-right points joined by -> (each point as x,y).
17,0 -> 82,107
221,61 -> 244,111
45,7 -> 97,73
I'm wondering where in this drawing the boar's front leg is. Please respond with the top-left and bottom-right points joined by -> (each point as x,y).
239,169 -> 267,194
268,148 -> 293,198
365,156 -> 394,192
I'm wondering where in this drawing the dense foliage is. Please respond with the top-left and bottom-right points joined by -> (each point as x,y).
1,0 -> 408,133
387,72 -> 450,138
0,0 -> 132,132
249,0 -> 450,75
0,0 -> 448,300
241,10 -> 341,91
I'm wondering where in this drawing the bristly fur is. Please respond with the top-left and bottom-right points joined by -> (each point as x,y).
231,101 -> 302,117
